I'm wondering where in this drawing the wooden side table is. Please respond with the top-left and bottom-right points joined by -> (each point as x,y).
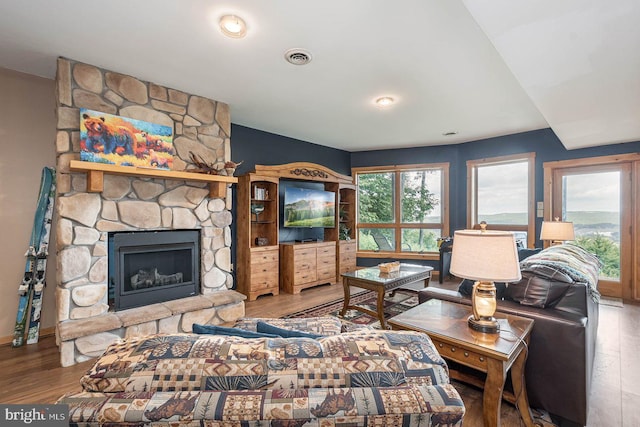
388,299 -> 535,427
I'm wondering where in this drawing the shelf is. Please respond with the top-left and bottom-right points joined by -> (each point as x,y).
251,220 -> 275,224
70,160 -> 237,198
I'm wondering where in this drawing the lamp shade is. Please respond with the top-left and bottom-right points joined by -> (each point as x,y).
540,220 -> 575,241
450,230 -> 522,282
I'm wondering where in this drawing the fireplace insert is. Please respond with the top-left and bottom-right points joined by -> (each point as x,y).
108,230 -> 200,311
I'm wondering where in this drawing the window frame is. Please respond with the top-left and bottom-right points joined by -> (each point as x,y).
467,153 -> 536,248
353,163 -> 449,260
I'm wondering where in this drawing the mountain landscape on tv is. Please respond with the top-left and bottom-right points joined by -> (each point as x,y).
284,188 -> 335,228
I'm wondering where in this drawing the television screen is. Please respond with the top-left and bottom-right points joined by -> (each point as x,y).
284,186 -> 336,228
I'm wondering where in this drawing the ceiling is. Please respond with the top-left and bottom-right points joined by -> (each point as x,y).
1,0 -> 638,152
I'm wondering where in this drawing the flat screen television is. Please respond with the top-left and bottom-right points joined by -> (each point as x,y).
283,186 -> 336,228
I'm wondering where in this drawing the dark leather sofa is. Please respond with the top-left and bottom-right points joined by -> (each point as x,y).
420,245 -> 600,427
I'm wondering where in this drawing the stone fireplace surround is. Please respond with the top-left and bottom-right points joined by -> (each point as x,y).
54,58 -> 245,367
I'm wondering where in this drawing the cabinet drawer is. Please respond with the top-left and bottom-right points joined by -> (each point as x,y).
250,270 -> 278,290
294,270 -> 316,284
251,263 -> 278,276
295,260 -> 317,274
340,265 -> 356,275
431,339 -> 488,371
340,253 -> 356,264
251,250 -> 278,264
317,266 -> 336,282
317,245 -> 336,257
294,248 -> 317,260
339,242 -> 357,254
339,258 -> 356,272
316,256 -> 335,269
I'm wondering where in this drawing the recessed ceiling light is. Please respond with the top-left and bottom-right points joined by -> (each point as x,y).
219,15 -> 247,38
442,131 -> 458,136
375,97 -> 395,107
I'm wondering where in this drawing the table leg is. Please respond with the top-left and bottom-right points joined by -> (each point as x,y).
423,274 -> 431,288
483,358 -> 506,427
340,278 -> 351,317
377,287 -> 387,329
511,342 -> 535,427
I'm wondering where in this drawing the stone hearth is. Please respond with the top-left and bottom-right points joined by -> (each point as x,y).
54,58 -> 245,366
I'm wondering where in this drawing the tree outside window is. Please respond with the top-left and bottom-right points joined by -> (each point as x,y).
355,165 -> 448,256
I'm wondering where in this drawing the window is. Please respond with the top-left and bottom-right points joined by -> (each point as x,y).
354,163 -> 449,259
467,153 -> 535,248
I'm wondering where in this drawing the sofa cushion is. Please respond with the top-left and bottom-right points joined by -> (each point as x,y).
458,279 -> 507,299
192,323 -> 280,338
59,383 -> 465,426
256,321 -> 324,338
80,330 -> 451,394
505,266 -> 573,308
505,265 -> 574,308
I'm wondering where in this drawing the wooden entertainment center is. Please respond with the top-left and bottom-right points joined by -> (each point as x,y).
236,162 -> 356,301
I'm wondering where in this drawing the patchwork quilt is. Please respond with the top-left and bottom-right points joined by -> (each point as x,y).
58,329 -> 465,426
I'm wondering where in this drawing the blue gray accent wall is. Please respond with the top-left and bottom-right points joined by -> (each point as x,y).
230,124 -> 351,176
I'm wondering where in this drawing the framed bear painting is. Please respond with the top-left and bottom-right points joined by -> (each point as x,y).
79,108 -> 174,170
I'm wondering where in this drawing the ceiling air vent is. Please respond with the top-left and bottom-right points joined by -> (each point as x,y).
284,48 -> 312,66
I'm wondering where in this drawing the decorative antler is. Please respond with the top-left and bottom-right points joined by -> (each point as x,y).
224,160 -> 243,169
189,152 -> 244,175
189,151 -> 218,175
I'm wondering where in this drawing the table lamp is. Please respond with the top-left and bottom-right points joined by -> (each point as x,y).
540,218 -> 575,245
450,229 -> 521,333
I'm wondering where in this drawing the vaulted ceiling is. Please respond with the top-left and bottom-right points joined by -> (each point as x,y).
1,0 -> 638,152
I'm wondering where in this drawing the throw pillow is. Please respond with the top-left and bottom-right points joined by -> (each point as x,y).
256,321 -> 324,339
504,264 -> 574,308
192,323 -> 279,338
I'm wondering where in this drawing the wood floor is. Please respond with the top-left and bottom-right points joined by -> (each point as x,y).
0,281 -> 638,426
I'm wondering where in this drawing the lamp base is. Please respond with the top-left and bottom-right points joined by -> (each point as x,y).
467,315 -> 500,334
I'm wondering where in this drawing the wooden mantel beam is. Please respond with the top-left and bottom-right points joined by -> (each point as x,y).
70,160 -> 237,199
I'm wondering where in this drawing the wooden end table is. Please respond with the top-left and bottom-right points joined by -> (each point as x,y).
388,299 -> 535,427
340,264 -> 432,329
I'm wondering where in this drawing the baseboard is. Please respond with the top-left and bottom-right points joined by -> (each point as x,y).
0,326 -> 56,347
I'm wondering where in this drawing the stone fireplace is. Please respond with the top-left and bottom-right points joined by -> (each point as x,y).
54,58 -> 245,366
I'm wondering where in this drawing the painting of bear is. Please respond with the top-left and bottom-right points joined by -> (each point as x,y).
80,108 -> 174,169
82,114 -> 136,155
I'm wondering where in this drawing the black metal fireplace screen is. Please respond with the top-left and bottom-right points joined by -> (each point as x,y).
108,230 -> 200,311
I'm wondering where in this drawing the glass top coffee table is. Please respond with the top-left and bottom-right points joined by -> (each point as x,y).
388,298 -> 535,427
340,264 -> 433,329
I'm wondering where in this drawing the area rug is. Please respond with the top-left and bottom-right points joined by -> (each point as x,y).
285,289 -> 419,329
